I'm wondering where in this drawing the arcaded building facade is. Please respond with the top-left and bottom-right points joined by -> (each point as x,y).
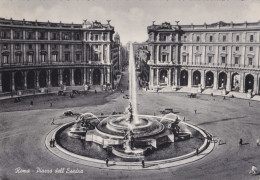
147,21 -> 260,95
0,18 -> 120,93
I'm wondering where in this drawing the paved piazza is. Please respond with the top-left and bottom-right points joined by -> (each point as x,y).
0,72 -> 260,180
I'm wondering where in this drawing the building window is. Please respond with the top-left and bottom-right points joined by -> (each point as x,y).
52,54 -> 57,62
75,33 -> 80,40
248,57 -> 253,65
183,55 -> 186,62
208,56 -> 212,63
15,44 -> 20,50
41,54 -> 46,62
223,35 -> 226,42
250,35 -> 254,42
235,57 -> 239,64
28,55 -> 33,63
65,53 -> 70,61
222,46 -> 226,51
15,55 -> 21,63
184,36 -> 187,42
103,34 -> 107,41
95,35 -> 99,41
196,36 -> 200,42
160,34 -> 167,41
236,35 -> 240,42
76,44 -> 81,49
222,56 -> 226,64
236,46 -> 239,51
209,35 -> 213,42
41,44 -> 45,50
196,46 -> 199,51
28,32 -> 33,40
209,46 -> 213,51
162,55 -> 167,62
52,44 -> 57,50
3,55 -> 8,64
163,45 -> 167,50
29,44 -> 33,50
76,54 -> 81,61
39,32 -> 45,40
65,44 -> 69,49
183,46 -> 186,51
3,44 -> 8,50
64,34 -> 69,40
249,47 -> 253,51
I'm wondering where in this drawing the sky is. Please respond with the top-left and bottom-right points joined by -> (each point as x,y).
0,0 -> 260,44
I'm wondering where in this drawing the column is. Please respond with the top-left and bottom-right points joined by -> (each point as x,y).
0,72 -> 2,92
149,67 -> 154,87
89,32 -> 92,41
36,70 -> 40,88
226,71 -> 231,91
241,46 -> 246,67
10,44 -> 14,65
48,44 -> 51,64
188,69 -> 192,88
253,74 -> 258,94
157,45 -> 160,63
151,45 -> 154,63
228,46 -> 232,66
83,68 -> 86,85
48,70 -> 51,87
83,32 -> 86,41
174,68 -> 178,86
87,68 -> 90,84
101,44 -> 104,63
83,44 -> 87,63
71,69 -> 75,86
23,44 -> 26,64
59,45 -> 62,62
107,44 -> 110,64
239,72 -> 245,93
156,68 -> 159,85
107,68 -> 110,84
89,44 -> 92,63
24,71 -> 27,89
213,71 -> 218,90
89,69 -> 92,84
101,69 -> 104,85
201,70 -> 205,89
176,45 -> 179,64
12,72 -> 15,91
169,45 -> 172,63
36,44 -> 39,64
71,45 -> 74,63
59,69 -> 63,85
168,68 -> 172,86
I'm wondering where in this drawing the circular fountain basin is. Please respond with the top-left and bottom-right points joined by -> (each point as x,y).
96,115 -> 165,138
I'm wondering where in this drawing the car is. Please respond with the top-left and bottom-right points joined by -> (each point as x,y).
58,91 -> 66,96
64,110 -> 73,116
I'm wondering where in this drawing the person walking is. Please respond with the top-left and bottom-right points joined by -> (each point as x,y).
105,158 -> 109,167
194,108 -> 197,115
142,159 -> 145,168
239,138 -> 243,145
51,118 -> 55,125
196,147 -> 199,155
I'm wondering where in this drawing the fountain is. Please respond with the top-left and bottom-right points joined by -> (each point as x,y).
64,42 -> 194,159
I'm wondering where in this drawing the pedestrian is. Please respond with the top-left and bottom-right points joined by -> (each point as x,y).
239,138 -> 243,145
95,90 -> 97,94
50,139 -> 53,147
223,96 -> 225,100
30,101 -> 33,106
50,102 -> 52,107
53,139 -> 56,147
142,159 -> 145,168
194,109 -> 197,114
249,102 -> 251,107
105,158 -> 109,167
51,118 -> 55,125
196,147 -> 199,155
183,117 -> 186,122
219,139 -> 222,145
257,138 -> 260,146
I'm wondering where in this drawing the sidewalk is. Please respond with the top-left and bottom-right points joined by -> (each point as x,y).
146,86 -> 260,102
